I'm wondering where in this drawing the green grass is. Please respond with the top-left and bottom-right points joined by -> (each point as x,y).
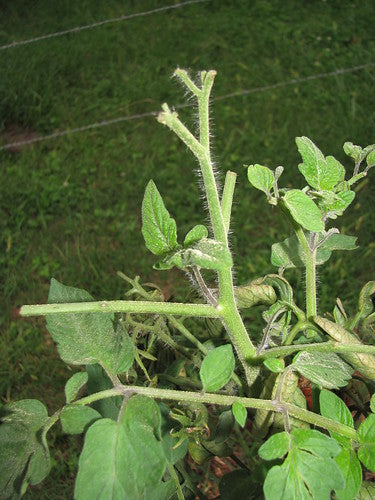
1,0 -> 375,496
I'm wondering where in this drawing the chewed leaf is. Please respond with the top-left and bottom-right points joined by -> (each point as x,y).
260,429 -> 344,500
247,164 -> 275,195
283,189 -> 324,232
142,180 -> 178,256
200,344 -> 235,392
184,225 -> 208,246
292,351 -> 353,389
296,136 -> 344,190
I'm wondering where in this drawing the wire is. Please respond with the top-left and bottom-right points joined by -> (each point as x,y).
1,62 -> 374,151
0,0 -> 209,51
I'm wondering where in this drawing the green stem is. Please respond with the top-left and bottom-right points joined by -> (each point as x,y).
294,226 -> 317,321
259,341 -> 375,360
73,385 -> 357,441
167,463 -> 184,500
169,316 -> 208,354
163,70 -> 257,386
283,320 -> 308,346
20,300 -> 220,318
221,171 -> 237,235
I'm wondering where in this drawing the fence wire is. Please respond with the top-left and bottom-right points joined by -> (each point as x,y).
1,62 -> 374,152
0,0 -> 209,50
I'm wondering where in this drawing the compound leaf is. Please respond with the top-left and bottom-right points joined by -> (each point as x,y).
283,190 -> 324,232
184,224 -> 208,246
75,395 -> 167,499
141,180 -> 178,256
260,429 -> 344,500
0,400 -> 50,499
60,406 -> 101,435
46,279 -> 134,375
247,164 -> 275,195
357,414 -> 375,472
200,344 -> 235,392
232,402 -> 247,428
65,372 -> 88,404
292,351 -> 353,389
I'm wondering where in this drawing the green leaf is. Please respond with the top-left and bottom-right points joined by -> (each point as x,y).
357,414 -> 375,472
258,431 -> 290,460
86,365 -> 123,420
314,316 -> 375,381
283,189 -> 324,232
292,351 -> 353,389
234,281 -> 277,308
357,481 -> 375,499
60,406 -> 101,435
358,281 -> 375,319
141,179 -> 178,256
46,279 -> 134,375
247,164 -> 275,195
366,149 -> 375,166
65,372 -> 88,404
370,394 -> 375,413
184,224 -> 208,246
200,344 -> 235,392
271,234 -> 306,269
215,410 -> 235,444
319,389 -> 353,447
263,358 -> 285,373
155,238 -> 232,271
232,402 -> 247,427
334,449 -> 362,500
262,274 -> 294,305
343,142 -> 362,162
271,233 -> 357,270
75,395 -> 167,499
0,400 -> 50,498
296,136 -> 344,190
324,190 -> 355,214
261,429 -> 344,500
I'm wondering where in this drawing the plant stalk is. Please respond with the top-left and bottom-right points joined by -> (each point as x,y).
73,385 -> 357,440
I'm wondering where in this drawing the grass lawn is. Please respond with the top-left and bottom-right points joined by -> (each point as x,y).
1,0 -> 375,496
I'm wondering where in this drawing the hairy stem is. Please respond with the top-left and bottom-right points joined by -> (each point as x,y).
20,300 -> 220,318
73,385 -> 357,440
259,341 -> 375,359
